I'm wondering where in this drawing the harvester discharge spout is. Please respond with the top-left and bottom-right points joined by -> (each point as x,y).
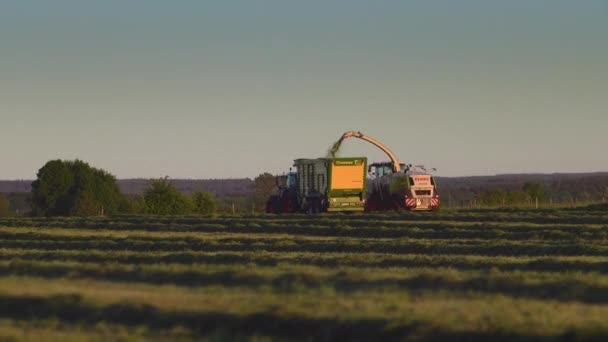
332,131 -> 402,173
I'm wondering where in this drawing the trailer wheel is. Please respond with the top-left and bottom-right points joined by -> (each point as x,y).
307,198 -> 321,214
321,199 -> 328,212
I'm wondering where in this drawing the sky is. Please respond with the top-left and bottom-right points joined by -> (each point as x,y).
1,0 -> 606,179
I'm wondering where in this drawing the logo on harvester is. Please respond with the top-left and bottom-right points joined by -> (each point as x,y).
334,159 -> 363,166
413,176 -> 430,185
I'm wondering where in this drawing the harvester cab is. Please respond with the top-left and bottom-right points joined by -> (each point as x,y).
368,162 -> 410,178
368,163 -> 393,178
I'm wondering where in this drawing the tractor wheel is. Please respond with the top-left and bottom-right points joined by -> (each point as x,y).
266,195 -> 280,214
282,196 -> 297,213
307,198 -> 321,214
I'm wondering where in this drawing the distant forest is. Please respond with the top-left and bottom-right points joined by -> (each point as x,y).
1,173 -> 608,215
436,173 -> 608,207
0,179 -> 254,198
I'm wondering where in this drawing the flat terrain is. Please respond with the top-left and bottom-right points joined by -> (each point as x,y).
0,209 -> 607,341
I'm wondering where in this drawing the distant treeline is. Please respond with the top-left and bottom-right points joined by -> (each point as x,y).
437,173 -> 608,208
0,178 -> 254,197
0,160 -> 264,217
2,171 -> 608,216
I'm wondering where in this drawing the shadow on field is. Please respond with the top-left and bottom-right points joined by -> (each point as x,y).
3,251 -> 608,275
3,262 -> 608,304
0,293 -> 596,341
1,220 -> 607,241
2,208 -> 608,225
2,236 -> 606,256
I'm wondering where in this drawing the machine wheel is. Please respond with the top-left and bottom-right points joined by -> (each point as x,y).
391,195 -> 403,212
321,199 -> 328,212
266,195 -> 280,214
281,197 -> 290,213
365,197 -> 377,212
308,198 -> 321,214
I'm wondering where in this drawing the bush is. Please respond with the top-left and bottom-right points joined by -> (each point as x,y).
192,191 -> 217,215
141,178 -> 193,215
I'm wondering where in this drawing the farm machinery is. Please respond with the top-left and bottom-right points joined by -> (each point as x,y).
266,157 -> 368,214
337,131 -> 440,211
266,131 -> 439,213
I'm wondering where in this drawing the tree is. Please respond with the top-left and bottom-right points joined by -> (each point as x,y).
0,194 -> 10,217
192,191 -> 218,215
68,160 -> 126,215
31,160 -> 74,216
523,181 -> 544,209
122,194 -> 143,214
31,160 -> 127,216
253,173 -> 277,212
71,191 -> 99,216
141,177 -> 193,215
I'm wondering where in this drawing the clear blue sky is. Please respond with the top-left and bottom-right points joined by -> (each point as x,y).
1,1 -> 606,179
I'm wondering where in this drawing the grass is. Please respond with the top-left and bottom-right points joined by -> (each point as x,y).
0,208 -> 607,341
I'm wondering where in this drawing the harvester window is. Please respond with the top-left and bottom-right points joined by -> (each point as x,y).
376,166 -> 391,178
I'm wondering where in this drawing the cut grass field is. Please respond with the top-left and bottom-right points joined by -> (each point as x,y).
0,208 -> 607,341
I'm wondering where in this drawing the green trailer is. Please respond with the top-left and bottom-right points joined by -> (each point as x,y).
293,157 -> 367,213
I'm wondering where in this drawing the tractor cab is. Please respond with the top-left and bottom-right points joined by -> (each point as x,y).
368,162 -> 410,178
286,172 -> 297,189
276,172 -> 297,191
266,171 -> 299,214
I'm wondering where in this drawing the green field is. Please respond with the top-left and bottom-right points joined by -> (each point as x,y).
1,208 -> 607,341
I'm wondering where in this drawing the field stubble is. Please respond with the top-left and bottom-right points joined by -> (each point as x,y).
0,208 -> 607,341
